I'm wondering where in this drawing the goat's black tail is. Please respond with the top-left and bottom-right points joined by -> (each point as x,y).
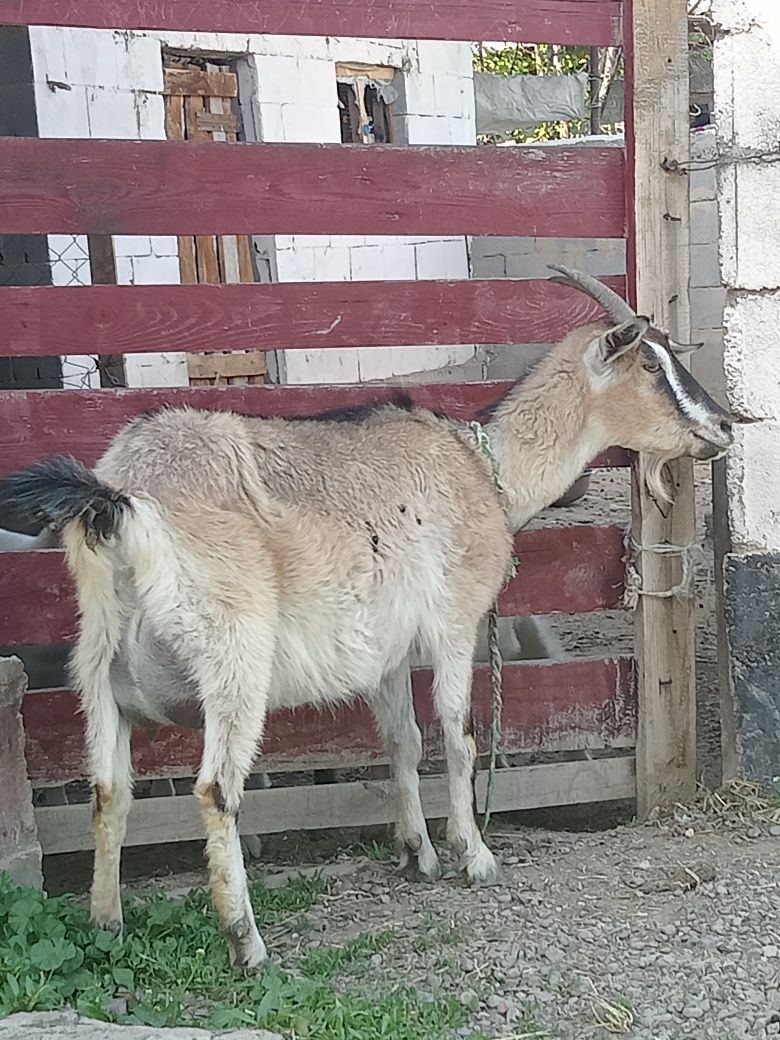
0,456 -> 132,545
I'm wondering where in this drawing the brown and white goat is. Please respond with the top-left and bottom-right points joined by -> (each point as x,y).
0,268 -> 733,971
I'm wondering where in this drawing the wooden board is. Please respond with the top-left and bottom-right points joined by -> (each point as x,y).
163,68 -> 238,98
35,756 -> 636,854
0,138 -> 626,238
164,73 -> 268,389
0,384 -> 632,475
22,657 -> 635,786
499,525 -> 627,616
0,1 -> 624,46
0,276 -> 627,358
0,525 -> 627,647
194,112 -> 240,134
186,352 -> 266,382
625,0 -> 696,817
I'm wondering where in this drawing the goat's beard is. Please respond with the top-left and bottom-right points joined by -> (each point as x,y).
644,454 -> 675,506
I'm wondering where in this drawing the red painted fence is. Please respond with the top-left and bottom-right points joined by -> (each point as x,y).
0,0 -> 636,811
2,277 -> 626,358
0,0 -> 623,45
0,138 -> 625,238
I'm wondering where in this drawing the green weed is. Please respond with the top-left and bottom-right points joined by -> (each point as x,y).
0,873 -> 466,1039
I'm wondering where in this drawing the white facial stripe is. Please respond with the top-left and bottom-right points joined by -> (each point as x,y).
646,342 -> 711,423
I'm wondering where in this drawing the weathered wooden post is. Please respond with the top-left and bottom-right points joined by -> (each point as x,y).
626,0 -> 698,815
0,657 -> 43,888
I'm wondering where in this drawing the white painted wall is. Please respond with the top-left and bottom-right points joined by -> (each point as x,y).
27,27 -> 477,388
714,0 -> 780,551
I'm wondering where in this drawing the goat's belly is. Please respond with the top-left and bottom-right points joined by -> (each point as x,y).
111,577 -> 434,721
267,595 -> 425,710
110,618 -> 201,730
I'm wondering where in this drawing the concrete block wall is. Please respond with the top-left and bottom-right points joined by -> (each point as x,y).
27,27 -> 477,388
246,35 -> 476,384
29,27 -> 185,388
714,0 -> 780,782
470,130 -> 726,401
689,128 -> 726,406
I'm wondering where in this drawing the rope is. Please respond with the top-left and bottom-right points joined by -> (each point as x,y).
467,421 -> 518,582
622,532 -> 702,610
482,608 -> 504,833
466,420 -> 517,832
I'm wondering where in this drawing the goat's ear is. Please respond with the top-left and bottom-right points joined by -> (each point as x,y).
599,317 -> 650,363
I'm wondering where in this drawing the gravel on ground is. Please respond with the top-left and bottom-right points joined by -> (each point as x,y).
103,787 -> 780,1040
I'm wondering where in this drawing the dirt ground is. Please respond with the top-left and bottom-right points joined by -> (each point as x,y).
45,788 -> 780,1040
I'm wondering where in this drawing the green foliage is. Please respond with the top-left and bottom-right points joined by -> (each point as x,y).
299,930 -> 395,980
0,874 -> 466,1039
474,43 -> 590,79
358,839 -> 393,863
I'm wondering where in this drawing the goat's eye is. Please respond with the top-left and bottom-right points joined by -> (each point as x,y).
642,361 -> 660,373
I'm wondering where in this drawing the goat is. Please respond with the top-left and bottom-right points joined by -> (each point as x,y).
0,267 -> 733,972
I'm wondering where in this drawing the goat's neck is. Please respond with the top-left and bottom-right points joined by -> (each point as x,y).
486,358 -> 606,533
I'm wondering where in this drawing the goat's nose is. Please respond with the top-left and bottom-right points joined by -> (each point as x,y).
720,418 -> 733,436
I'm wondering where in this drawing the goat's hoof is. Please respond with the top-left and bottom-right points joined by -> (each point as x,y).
229,936 -> 269,975
91,915 -> 123,938
396,837 -> 441,882
416,844 -> 442,881
234,952 -> 268,976
464,843 -> 501,886
551,471 -> 591,507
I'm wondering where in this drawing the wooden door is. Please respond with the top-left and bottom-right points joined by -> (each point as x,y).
163,58 -> 265,386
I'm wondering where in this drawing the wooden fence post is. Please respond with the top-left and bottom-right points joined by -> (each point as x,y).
625,0 -> 697,816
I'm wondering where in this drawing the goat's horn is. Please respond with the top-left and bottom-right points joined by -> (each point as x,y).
668,337 -> 704,355
546,264 -> 636,324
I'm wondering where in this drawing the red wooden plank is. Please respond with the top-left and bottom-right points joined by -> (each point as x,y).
22,657 -> 635,786
0,385 -> 631,477
0,138 -> 626,238
0,1 -> 623,46
0,525 -> 626,647
0,276 -> 628,358
500,525 -> 626,615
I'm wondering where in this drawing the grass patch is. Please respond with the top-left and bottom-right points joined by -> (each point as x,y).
0,874 -> 466,1038
412,912 -> 462,954
299,930 -> 395,980
356,839 -> 394,863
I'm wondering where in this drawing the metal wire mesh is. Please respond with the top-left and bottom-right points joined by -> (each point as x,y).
0,234 -> 121,388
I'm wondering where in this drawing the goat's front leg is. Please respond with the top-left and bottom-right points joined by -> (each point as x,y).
432,649 -> 500,884
371,663 -> 440,880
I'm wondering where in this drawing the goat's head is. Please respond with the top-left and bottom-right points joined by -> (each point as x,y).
549,265 -> 734,495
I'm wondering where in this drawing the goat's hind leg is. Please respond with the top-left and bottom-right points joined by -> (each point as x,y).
89,711 -> 133,933
195,778 -> 267,971
66,536 -> 133,935
193,625 -> 272,972
371,664 -> 440,881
